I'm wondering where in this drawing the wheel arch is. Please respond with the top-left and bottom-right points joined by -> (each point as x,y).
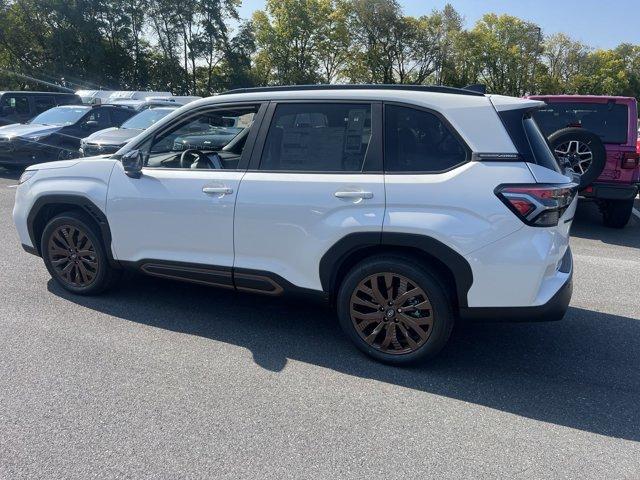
27,194 -> 115,264
319,232 -> 473,310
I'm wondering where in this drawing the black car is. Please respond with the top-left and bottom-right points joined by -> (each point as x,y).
0,91 -> 82,126
80,106 -> 178,157
0,104 -> 135,169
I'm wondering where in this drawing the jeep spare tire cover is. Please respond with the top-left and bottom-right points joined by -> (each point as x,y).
548,127 -> 606,189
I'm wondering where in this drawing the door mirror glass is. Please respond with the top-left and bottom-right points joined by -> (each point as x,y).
84,120 -> 99,129
122,149 -> 143,178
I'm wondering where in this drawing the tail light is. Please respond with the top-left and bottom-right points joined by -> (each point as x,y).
495,183 -> 578,227
621,152 -> 639,169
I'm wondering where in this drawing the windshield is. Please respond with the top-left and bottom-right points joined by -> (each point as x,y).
121,108 -> 175,130
533,102 -> 629,144
30,106 -> 89,126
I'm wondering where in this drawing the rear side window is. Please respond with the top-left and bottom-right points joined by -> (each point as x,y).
110,108 -> 135,126
35,97 -> 55,114
533,102 -> 628,144
384,105 -> 467,172
523,116 -> 561,173
260,103 -> 372,172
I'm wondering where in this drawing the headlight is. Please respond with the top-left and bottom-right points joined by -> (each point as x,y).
18,170 -> 37,184
21,134 -> 44,143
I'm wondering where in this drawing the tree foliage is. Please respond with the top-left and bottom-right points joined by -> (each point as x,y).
0,0 -> 638,100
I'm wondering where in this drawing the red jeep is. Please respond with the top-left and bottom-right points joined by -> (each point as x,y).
528,95 -> 639,228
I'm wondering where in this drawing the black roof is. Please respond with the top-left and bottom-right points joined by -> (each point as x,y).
220,84 -> 484,97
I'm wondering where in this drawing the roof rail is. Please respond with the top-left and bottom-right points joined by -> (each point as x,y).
220,84 -> 485,97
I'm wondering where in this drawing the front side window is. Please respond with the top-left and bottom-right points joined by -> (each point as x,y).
142,105 -> 258,170
384,105 -> 467,172
29,106 -> 89,126
2,95 -> 29,114
260,103 -> 372,172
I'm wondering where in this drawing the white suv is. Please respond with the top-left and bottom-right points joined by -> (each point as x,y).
13,85 -> 577,364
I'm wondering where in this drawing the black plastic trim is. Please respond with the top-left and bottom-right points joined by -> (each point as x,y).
460,249 -> 573,323
319,232 -> 473,308
26,194 -> 116,264
21,243 -> 39,256
584,183 -> 638,200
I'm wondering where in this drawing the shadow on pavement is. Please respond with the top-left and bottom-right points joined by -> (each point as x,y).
570,199 -> 640,249
50,272 -> 640,442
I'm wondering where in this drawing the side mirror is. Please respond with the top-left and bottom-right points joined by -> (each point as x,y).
84,120 -> 99,129
121,149 -> 143,178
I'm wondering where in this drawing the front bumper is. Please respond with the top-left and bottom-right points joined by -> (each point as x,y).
582,182 -> 638,201
0,140 -> 58,166
459,247 -> 573,322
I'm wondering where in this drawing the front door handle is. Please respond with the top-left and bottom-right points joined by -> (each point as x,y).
334,190 -> 373,200
202,186 -> 233,195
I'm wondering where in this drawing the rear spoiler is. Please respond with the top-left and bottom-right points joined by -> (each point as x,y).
463,84 -> 487,94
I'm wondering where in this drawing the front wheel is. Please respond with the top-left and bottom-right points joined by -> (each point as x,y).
336,256 -> 455,365
41,211 -> 121,294
600,198 -> 635,228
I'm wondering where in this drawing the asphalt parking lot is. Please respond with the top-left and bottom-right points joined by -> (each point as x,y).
0,168 -> 639,479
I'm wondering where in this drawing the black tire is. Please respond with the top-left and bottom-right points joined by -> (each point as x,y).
41,211 -> 121,294
57,144 -> 79,161
336,255 -> 455,365
600,198 -> 634,228
548,127 -> 606,189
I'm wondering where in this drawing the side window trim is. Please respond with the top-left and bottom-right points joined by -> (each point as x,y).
382,101 -> 472,175
136,101 -> 268,172
248,99 -> 382,173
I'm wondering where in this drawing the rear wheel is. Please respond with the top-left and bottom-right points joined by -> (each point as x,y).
600,198 -> 635,228
336,256 -> 454,365
41,211 -> 120,294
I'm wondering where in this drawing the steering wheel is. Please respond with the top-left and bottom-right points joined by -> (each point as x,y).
179,149 -> 212,169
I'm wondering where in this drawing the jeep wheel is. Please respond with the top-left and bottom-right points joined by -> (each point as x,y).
600,198 -> 635,229
548,128 -> 606,189
336,256 -> 454,365
57,146 -> 79,161
41,211 -> 120,294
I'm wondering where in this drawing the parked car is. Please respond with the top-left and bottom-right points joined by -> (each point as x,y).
12,85 -> 577,364
528,95 -> 639,228
0,104 -> 135,169
108,91 -> 172,101
104,98 -> 181,112
0,91 -> 82,126
80,106 -> 179,157
172,115 -> 247,151
75,90 -> 115,105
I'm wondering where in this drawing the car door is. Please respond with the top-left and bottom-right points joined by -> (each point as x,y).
233,101 -> 385,293
107,102 -> 266,278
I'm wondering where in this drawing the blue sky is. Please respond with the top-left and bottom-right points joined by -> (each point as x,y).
238,0 -> 640,49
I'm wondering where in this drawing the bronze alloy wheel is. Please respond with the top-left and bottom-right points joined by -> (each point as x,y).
47,224 -> 99,288
350,272 -> 433,355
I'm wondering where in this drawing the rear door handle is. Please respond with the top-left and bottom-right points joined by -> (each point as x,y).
334,190 -> 373,200
202,186 -> 233,195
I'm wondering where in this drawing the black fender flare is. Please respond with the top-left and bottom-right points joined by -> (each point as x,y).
319,232 -> 473,308
26,194 -> 116,264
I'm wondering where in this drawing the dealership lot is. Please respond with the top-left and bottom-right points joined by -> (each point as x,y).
0,169 -> 639,478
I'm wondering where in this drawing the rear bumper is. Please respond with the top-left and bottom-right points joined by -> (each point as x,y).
460,248 -> 573,322
582,182 -> 638,201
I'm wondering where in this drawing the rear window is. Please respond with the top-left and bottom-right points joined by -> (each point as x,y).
533,102 -> 628,144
